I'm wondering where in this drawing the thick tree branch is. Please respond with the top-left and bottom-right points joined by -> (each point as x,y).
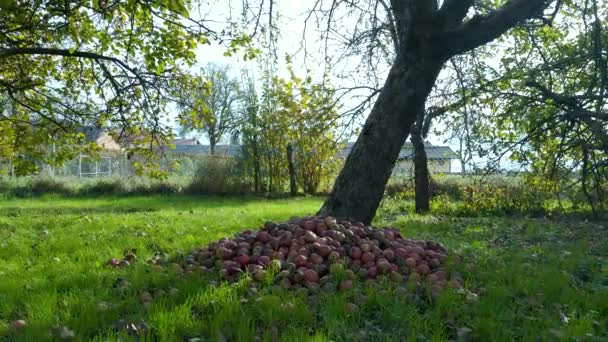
378,0 -> 399,53
438,0 -> 474,29
527,81 -> 608,120
527,81 -> 608,153
389,0 -> 411,41
439,0 -> 553,56
422,106 -> 448,137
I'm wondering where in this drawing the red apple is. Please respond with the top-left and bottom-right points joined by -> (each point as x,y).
350,246 -> 362,259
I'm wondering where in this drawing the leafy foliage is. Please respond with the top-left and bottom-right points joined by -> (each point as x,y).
432,1 -> 608,215
271,63 -> 341,194
186,156 -> 251,195
175,64 -> 241,153
385,174 -> 599,218
239,62 -> 341,194
0,0 -> 254,176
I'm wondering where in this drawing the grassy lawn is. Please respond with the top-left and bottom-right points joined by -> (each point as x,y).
0,194 -> 606,341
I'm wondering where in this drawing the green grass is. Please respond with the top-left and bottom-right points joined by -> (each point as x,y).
0,195 -> 606,341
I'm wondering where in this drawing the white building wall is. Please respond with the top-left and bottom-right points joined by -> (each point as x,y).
391,159 -> 452,178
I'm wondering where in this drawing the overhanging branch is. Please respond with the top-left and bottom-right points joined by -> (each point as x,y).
0,47 -> 142,81
527,81 -> 608,153
438,0 -> 553,56
438,0 -> 474,29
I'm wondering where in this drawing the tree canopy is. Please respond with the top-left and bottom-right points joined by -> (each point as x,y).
175,63 -> 241,154
427,0 -> 607,213
0,0 -> 253,176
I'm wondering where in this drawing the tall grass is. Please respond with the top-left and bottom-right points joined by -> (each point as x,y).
383,174 -> 603,218
0,176 -> 189,198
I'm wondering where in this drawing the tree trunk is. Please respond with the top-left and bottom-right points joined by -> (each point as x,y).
459,138 -> 467,174
318,57 -> 444,224
411,128 -> 430,214
209,135 -> 216,155
253,145 -> 261,193
286,143 -> 297,196
460,158 -> 467,174
266,154 -> 273,193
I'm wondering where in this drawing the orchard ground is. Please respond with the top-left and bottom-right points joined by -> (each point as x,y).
0,194 -> 606,341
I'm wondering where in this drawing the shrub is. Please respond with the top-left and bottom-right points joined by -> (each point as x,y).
0,177 -> 73,197
429,177 -> 464,200
385,175 -> 560,217
186,156 -> 252,195
79,178 -> 126,196
0,176 -> 187,197
30,177 -> 72,195
457,180 -> 547,216
142,182 -> 182,195
384,179 -> 414,198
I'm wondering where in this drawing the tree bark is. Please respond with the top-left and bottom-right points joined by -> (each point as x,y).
411,104 -> 445,214
253,144 -> 261,193
209,135 -> 216,155
318,57 -> 444,224
411,127 -> 430,214
286,143 -> 297,196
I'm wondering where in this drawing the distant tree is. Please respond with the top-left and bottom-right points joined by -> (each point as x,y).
176,64 -> 241,155
286,143 -> 297,196
271,63 -> 341,194
257,73 -> 288,193
237,60 -> 340,194
410,105 -> 453,213
239,70 -> 262,192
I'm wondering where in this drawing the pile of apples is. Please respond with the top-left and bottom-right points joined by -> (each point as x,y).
182,216 -> 463,296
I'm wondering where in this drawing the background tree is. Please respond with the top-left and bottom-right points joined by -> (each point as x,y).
410,104 -> 455,213
263,59 -> 340,194
286,143 -> 297,196
257,70 -> 289,192
410,109 -> 431,214
432,55 -> 484,175
273,67 -> 341,195
238,61 -> 341,194
177,64 -> 241,154
239,70 -> 262,192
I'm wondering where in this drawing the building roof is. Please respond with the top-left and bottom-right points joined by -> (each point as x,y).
165,141 -> 458,160
173,138 -> 201,145
339,142 -> 458,160
81,126 -> 104,142
80,126 -> 122,152
169,144 -> 243,157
